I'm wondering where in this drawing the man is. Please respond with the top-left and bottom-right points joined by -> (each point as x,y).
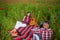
32,21 -> 53,40
40,21 -> 53,40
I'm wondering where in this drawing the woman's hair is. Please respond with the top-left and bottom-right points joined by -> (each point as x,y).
27,12 -> 30,13
26,12 -> 31,17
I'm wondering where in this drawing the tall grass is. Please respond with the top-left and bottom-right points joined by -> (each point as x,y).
0,0 -> 60,40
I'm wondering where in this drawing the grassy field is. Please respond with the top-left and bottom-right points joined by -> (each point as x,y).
0,0 -> 60,40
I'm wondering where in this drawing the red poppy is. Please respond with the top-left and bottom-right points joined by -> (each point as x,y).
48,7 -> 51,10
0,8 -> 4,10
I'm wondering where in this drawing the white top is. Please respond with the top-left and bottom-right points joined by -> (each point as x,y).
15,21 -> 27,29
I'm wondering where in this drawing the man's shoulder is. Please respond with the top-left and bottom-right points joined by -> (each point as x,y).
40,28 -> 52,31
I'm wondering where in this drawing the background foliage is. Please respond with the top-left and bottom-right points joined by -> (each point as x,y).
0,0 -> 60,40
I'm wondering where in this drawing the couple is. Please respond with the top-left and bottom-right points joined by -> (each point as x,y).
32,21 -> 53,40
9,12 -> 53,40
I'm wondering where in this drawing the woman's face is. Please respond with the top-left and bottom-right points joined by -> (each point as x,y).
43,23 -> 49,28
27,13 -> 30,17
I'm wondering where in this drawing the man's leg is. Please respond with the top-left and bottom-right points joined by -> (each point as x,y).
33,34 -> 40,40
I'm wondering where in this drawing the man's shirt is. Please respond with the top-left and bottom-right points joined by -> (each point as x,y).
40,28 -> 53,40
31,28 -> 53,40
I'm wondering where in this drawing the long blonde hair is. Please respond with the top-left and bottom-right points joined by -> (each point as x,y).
29,16 -> 37,26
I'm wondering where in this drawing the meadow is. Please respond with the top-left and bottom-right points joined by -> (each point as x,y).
0,0 -> 60,40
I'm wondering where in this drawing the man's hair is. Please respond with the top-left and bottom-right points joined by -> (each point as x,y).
40,23 -> 43,28
38,22 -> 43,28
44,21 -> 49,24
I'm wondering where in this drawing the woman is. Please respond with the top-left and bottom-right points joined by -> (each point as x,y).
13,12 -> 31,40
22,12 -> 31,25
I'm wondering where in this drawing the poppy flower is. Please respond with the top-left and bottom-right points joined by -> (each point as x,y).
0,8 -> 4,10
48,7 -> 51,10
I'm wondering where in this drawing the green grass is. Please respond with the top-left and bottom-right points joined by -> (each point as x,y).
0,0 -> 60,40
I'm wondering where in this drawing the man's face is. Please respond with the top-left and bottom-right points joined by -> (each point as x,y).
43,23 -> 49,28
